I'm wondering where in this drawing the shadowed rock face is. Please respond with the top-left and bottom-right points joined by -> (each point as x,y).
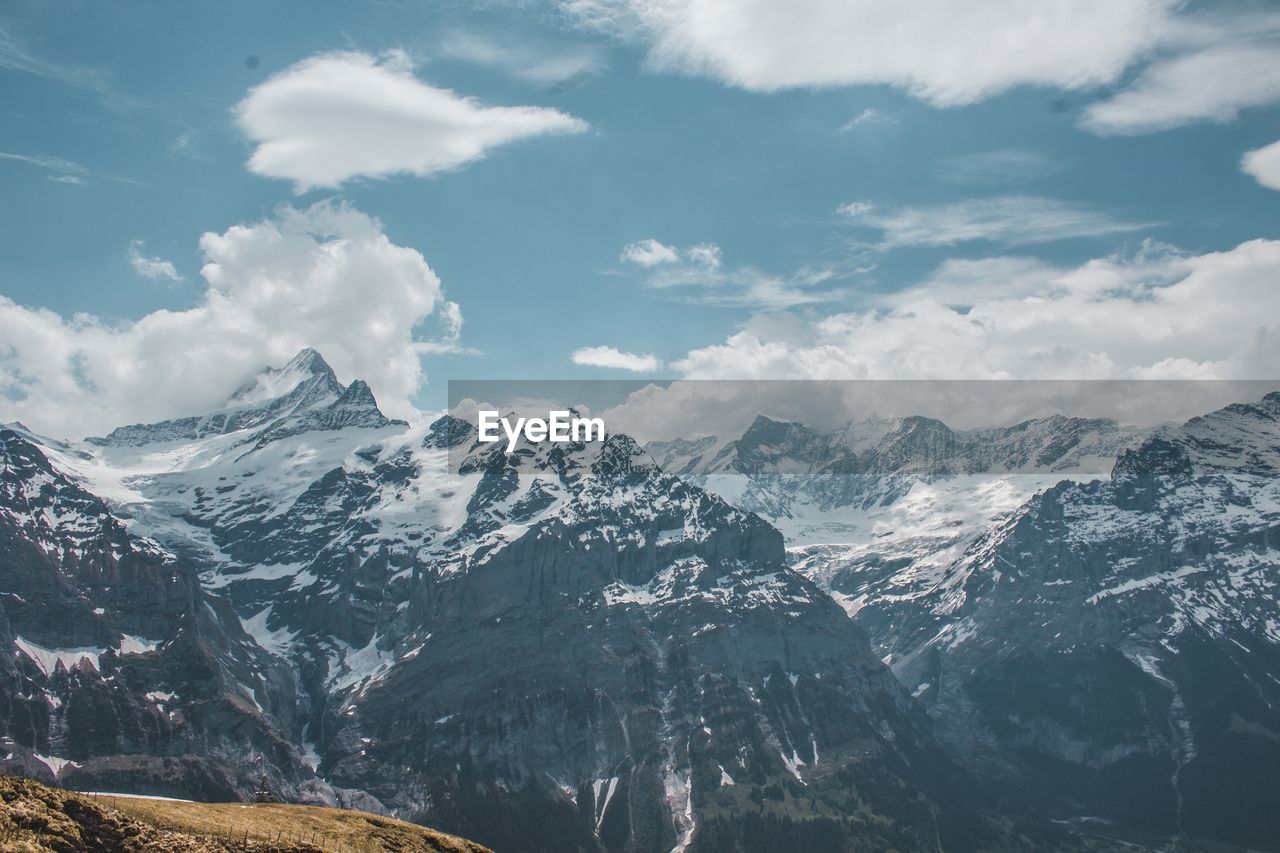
0,428 -> 325,804
319,434 -> 1003,851
881,393 -> 1280,849
645,393 -> 1280,849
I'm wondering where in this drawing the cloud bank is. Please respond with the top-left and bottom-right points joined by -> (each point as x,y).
670,239 -> 1280,380
0,201 -> 456,438
566,1 -> 1280,135
1081,12 -> 1280,135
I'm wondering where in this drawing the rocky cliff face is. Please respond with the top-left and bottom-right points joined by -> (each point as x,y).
880,393 -> 1280,850
0,428 -> 324,804
316,430 -> 1004,852
647,397 -> 1280,850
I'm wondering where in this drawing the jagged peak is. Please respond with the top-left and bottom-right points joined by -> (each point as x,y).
87,349 -> 402,448
337,379 -> 375,406
285,346 -> 329,372
227,348 -> 341,408
0,427 -> 52,473
591,433 -> 654,479
423,414 -> 475,449
738,414 -> 814,441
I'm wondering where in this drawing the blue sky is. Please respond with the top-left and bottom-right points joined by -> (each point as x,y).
2,0 -> 1280,437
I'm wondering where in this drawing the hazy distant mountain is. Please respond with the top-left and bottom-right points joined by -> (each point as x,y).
880,393 -> 1280,849
649,411 -> 1142,631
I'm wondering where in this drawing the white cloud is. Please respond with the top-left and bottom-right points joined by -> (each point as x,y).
620,238 -> 841,308
437,30 -> 606,87
620,239 -> 721,271
1243,139 -> 1280,191
564,0 -> 1171,105
669,239 -> 1280,381
684,243 -> 722,268
234,50 -> 589,191
568,2 -> 1280,136
0,200 -> 459,438
127,241 -> 183,282
1081,12 -> 1280,135
839,195 -> 1154,248
620,238 -> 681,266
572,345 -> 663,372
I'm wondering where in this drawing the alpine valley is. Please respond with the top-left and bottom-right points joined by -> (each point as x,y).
3,349 -> 1280,852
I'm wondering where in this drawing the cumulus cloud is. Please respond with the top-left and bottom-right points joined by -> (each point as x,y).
668,239 -> 1280,381
235,50 -> 589,191
839,196 -> 1154,248
564,0 -> 1170,104
127,241 -> 182,282
685,243 -> 722,268
567,1 -> 1280,136
1081,12 -> 1280,135
0,200 -> 459,438
620,238 -> 681,266
1243,140 -> 1280,191
620,238 -> 840,308
572,345 -> 663,372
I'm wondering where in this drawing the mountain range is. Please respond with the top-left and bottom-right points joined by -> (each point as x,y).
3,348 -> 1279,851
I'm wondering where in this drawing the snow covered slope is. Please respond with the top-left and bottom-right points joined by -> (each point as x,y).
649,412 -> 1141,628
881,392 -> 1280,848
0,427 -> 325,802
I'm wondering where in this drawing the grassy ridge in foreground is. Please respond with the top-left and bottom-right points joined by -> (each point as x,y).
0,776 -> 491,852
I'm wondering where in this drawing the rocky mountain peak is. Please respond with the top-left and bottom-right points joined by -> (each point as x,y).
88,349 -> 401,449
591,432 -> 653,479
422,414 -> 475,449
229,347 -> 341,407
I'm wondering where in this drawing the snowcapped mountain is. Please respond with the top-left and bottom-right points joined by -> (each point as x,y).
88,348 -> 404,449
0,426 -> 325,802
315,424 -> 1015,851
15,347 -> 1280,849
647,400 -> 1280,848
878,392 -> 1280,850
1,350 -> 1038,851
649,412 -> 1141,624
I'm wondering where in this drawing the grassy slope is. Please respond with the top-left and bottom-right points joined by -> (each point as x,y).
0,776 -> 491,852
